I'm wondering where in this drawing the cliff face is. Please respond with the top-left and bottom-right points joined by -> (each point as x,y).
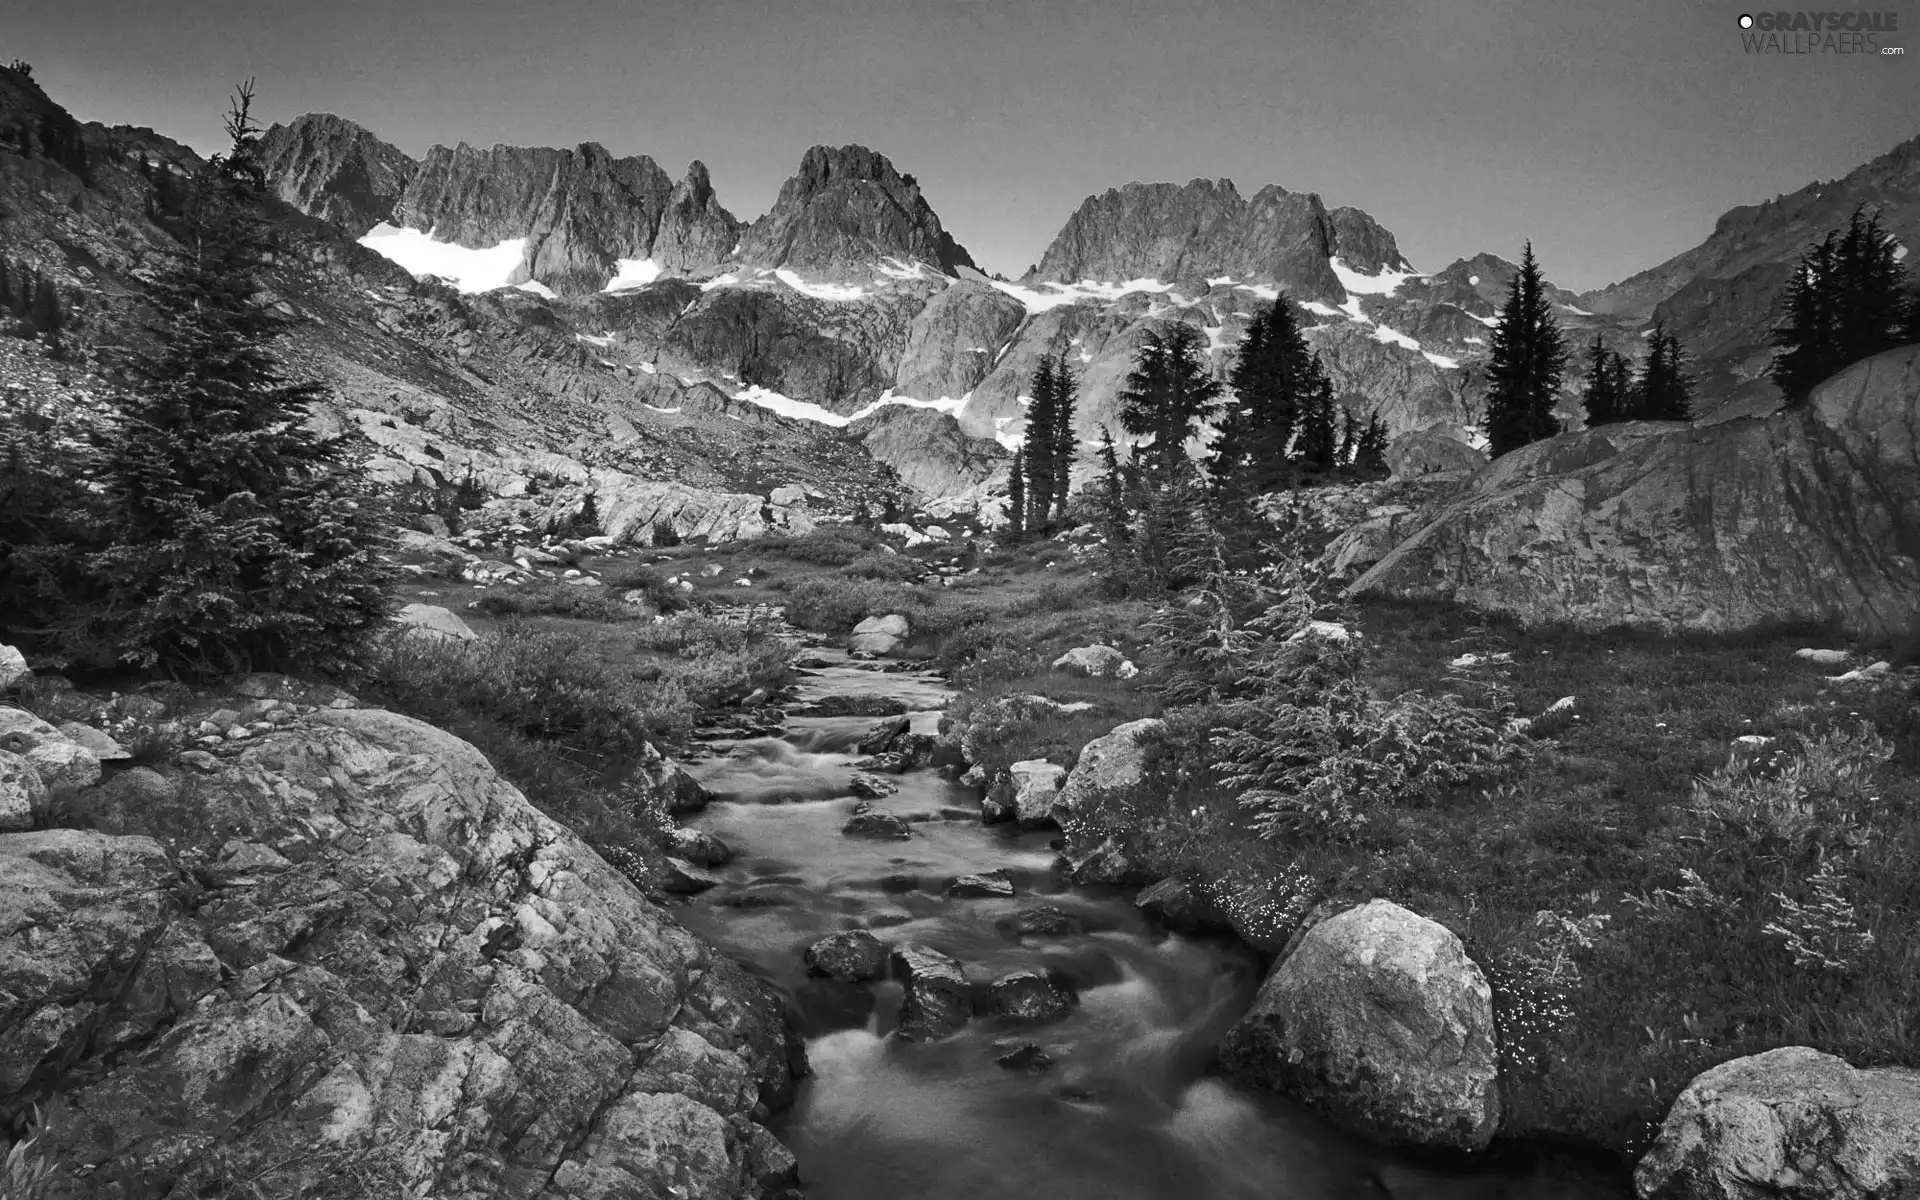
734,144 -> 977,278
388,141 -> 741,292
1025,178 -> 1411,299
258,113 -> 418,234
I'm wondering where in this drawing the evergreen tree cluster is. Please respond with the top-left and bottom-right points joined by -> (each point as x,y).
1580,321 -> 1695,427
0,256 -> 65,342
1,96 -> 93,182
1482,242 -> 1567,458
1770,208 -> 1917,406
1015,354 -> 1078,533
1,82 -> 394,678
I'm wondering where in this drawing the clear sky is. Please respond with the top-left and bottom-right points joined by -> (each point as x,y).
8,0 -> 1917,289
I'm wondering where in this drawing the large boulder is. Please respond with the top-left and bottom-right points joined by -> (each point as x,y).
1386,427 -> 1489,478
1051,644 -> 1135,679
890,946 -> 972,1041
1634,1046 -> 1920,1200
0,749 -> 45,831
849,613 -> 911,656
0,708 -> 805,1197
395,602 -> 478,642
0,643 -> 29,691
1219,899 -> 1501,1152
1348,346 -> 1920,639
1007,759 -> 1068,829
1053,718 -> 1166,884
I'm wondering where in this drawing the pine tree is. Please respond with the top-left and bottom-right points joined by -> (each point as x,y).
1772,209 -> 1909,406
1482,241 -> 1567,457
1117,324 -> 1224,485
1293,379 -> 1338,473
29,276 -> 61,339
1049,357 -> 1077,521
1580,334 -> 1623,427
1005,449 -> 1026,540
1631,322 -> 1694,421
1354,413 -> 1390,475
1217,299 -> 1324,494
78,81 -> 394,676
1336,406 -> 1358,466
1021,358 -> 1057,532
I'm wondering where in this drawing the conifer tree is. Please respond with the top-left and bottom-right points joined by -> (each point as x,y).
1482,242 -> 1567,457
1292,380 -> 1338,473
1049,357 -> 1077,521
1580,334 -> 1624,427
1631,322 -> 1695,421
1336,406 -> 1358,466
0,258 -> 11,319
29,276 -> 61,340
78,81 -> 393,676
1217,298 -> 1324,494
1005,448 -> 1026,540
1354,413 -> 1390,475
1772,209 -> 1909,405
1117,324 -> 1223,485
1021,358 -> 1057,531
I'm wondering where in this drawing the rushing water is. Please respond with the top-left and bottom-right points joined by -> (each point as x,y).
680,648 -> 1629,1200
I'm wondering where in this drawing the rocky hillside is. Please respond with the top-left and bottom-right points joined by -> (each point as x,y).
1576,134 -> 1920,417
1338,343 -> 1920,640
734,144 -> 975,278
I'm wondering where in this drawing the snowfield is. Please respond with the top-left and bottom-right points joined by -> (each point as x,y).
604,258 -> 664,292
1329,256 -> 1421,296
986,276 -> 1174,313
357,224 -> 528,294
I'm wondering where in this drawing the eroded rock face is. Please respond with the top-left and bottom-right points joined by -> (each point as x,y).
1219,899 -> 1501,1152
1634,1046 -> 1920,1200
735,145 -> 976,278
0,708 -> 804,1198
259,113 -> 419,234
1348,346 -> 1920,640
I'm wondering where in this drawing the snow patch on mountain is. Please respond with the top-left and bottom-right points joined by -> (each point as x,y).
1895,243 -> 1909,262
774,269 -> 871,302
1422,349 -> 1461,369
987,277 -> 1174,313
516,280 -> 557,299
733,385 -> 852,426
1372,324 -> 1420,352
1300,300 -> 1342,318
1330,256 -> 1421,296
1236,282 -> 1280,301
604,258 -> 664,292
357,224 -> 528,294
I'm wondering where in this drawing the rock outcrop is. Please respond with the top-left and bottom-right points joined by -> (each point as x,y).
259,113 -> 419,234
1053,718 -> 1168,885
735,145 -> 975,278
848,406 -> 1008,500
0,707 -> 805,1197
1634,1046 -> 1920,1200
1219,899 -> 1501,1152
1347,345 -> 1920,640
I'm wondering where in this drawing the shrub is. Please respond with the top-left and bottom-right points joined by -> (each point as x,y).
469,583 -> 642,622
711,525 -> 884,566
842,552 -> 923,582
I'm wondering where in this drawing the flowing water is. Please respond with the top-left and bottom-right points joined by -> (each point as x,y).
680,648 -> 1629,1200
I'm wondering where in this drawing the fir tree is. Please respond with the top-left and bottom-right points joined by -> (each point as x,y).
1049,357 -> 1077,521
1354,413 -> 1390,475
29,275 -> 61,340
1580,334 -> 1624,427
1217,298 -> 1324,494
1631,321 -> 1695,421
1771,209 -> 1909,406
1021,358 -> 1057,532
1292,380 -> 1338,473
1094,427 -> 1127,542
1482,242 -> 1567,457
78,81 -> 394,676
1005,448 -> 1026,540
1117,324 -> 1224,485
1336,406 -> 1358,466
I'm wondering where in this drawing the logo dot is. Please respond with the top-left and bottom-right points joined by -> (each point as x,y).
1738,12 -> 1754,27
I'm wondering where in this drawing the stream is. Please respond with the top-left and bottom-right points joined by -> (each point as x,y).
678,646 -> 1629,1200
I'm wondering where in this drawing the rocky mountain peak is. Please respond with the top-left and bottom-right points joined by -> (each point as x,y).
734,144 -> 976,278
1025,177 -> 1408,301
258,113 -> 418,235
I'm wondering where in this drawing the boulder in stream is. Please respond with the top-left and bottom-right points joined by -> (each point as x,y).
849,613 -> 911,656
1134,875 -> 1228,934
1219,899 -> 1501,1152
946,869 -> 1014,899
994,1039 -> 1054,1073
852,751 -> 912,774
803,930 -> 891,983
666,826 -> 733,867
857,715 -> 911,755
986,969 -> 1076,1023
848,773 -> 899,799
659,855 -> 727,894
843,809 -> 913,840
1000,904 -> 1087,938
1009,759 -> 1068,829
891,945 -> 972,1041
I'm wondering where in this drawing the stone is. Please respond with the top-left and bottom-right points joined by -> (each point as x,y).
0,706 -> 67,756
1794,647 -> 1852,666
848,773 -> 898,800
1634,1046 -> 1920,1200
985,970 -> 1075,1023
395,602 -> 478,642
58,722 -> 131,761
1134,876 -> 1227,934
666,826 -> 733,868
63,766 -> 178,835
1051,644 -> 1131,678
857,714 -> 911,755
25,739 -> 102,791
659,856 -> 726,894
1219,899 -> 1501,1152
1347,346 -> 1920,641
994,1040 -> 1053,1073
1001,905 -> 1087,938
1054,718 -> 1166,884
842,810 -> 913,840
0,643 -> 29,691
849,613 -> 911,656
946,869 -> 1014,899
802,930 -> 890,983
851,751 -> 911,774
0,748 -> 45,830
1385,426 -> 1490,478
1008,759 -> 1068,829
890,946 -> 972,1041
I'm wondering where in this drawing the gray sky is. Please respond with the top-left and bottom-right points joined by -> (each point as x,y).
9,0 -> 1916,289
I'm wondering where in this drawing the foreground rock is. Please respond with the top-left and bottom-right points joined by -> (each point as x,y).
985,970 -> 1075,1023
1051,644 -> 1136,679
891,946 -> 971,1041
395,601 -> 478,642
1634,1046 -> 1920,1200
0,708 -> 805,1198
1348,346 -> 1920,639
1053,718 -> 1167,885
803,930 -> 890,983
1008,759 -> 1068,829
849,613 -> 911,656
1219,899 -> 1500,1152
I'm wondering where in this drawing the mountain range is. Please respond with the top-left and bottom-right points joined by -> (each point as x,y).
4,64 -> 1916,532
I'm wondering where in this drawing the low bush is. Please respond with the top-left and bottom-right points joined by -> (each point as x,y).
842,552 -> 924,582
709,525 -> 886,566
469,582 -> 645,622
